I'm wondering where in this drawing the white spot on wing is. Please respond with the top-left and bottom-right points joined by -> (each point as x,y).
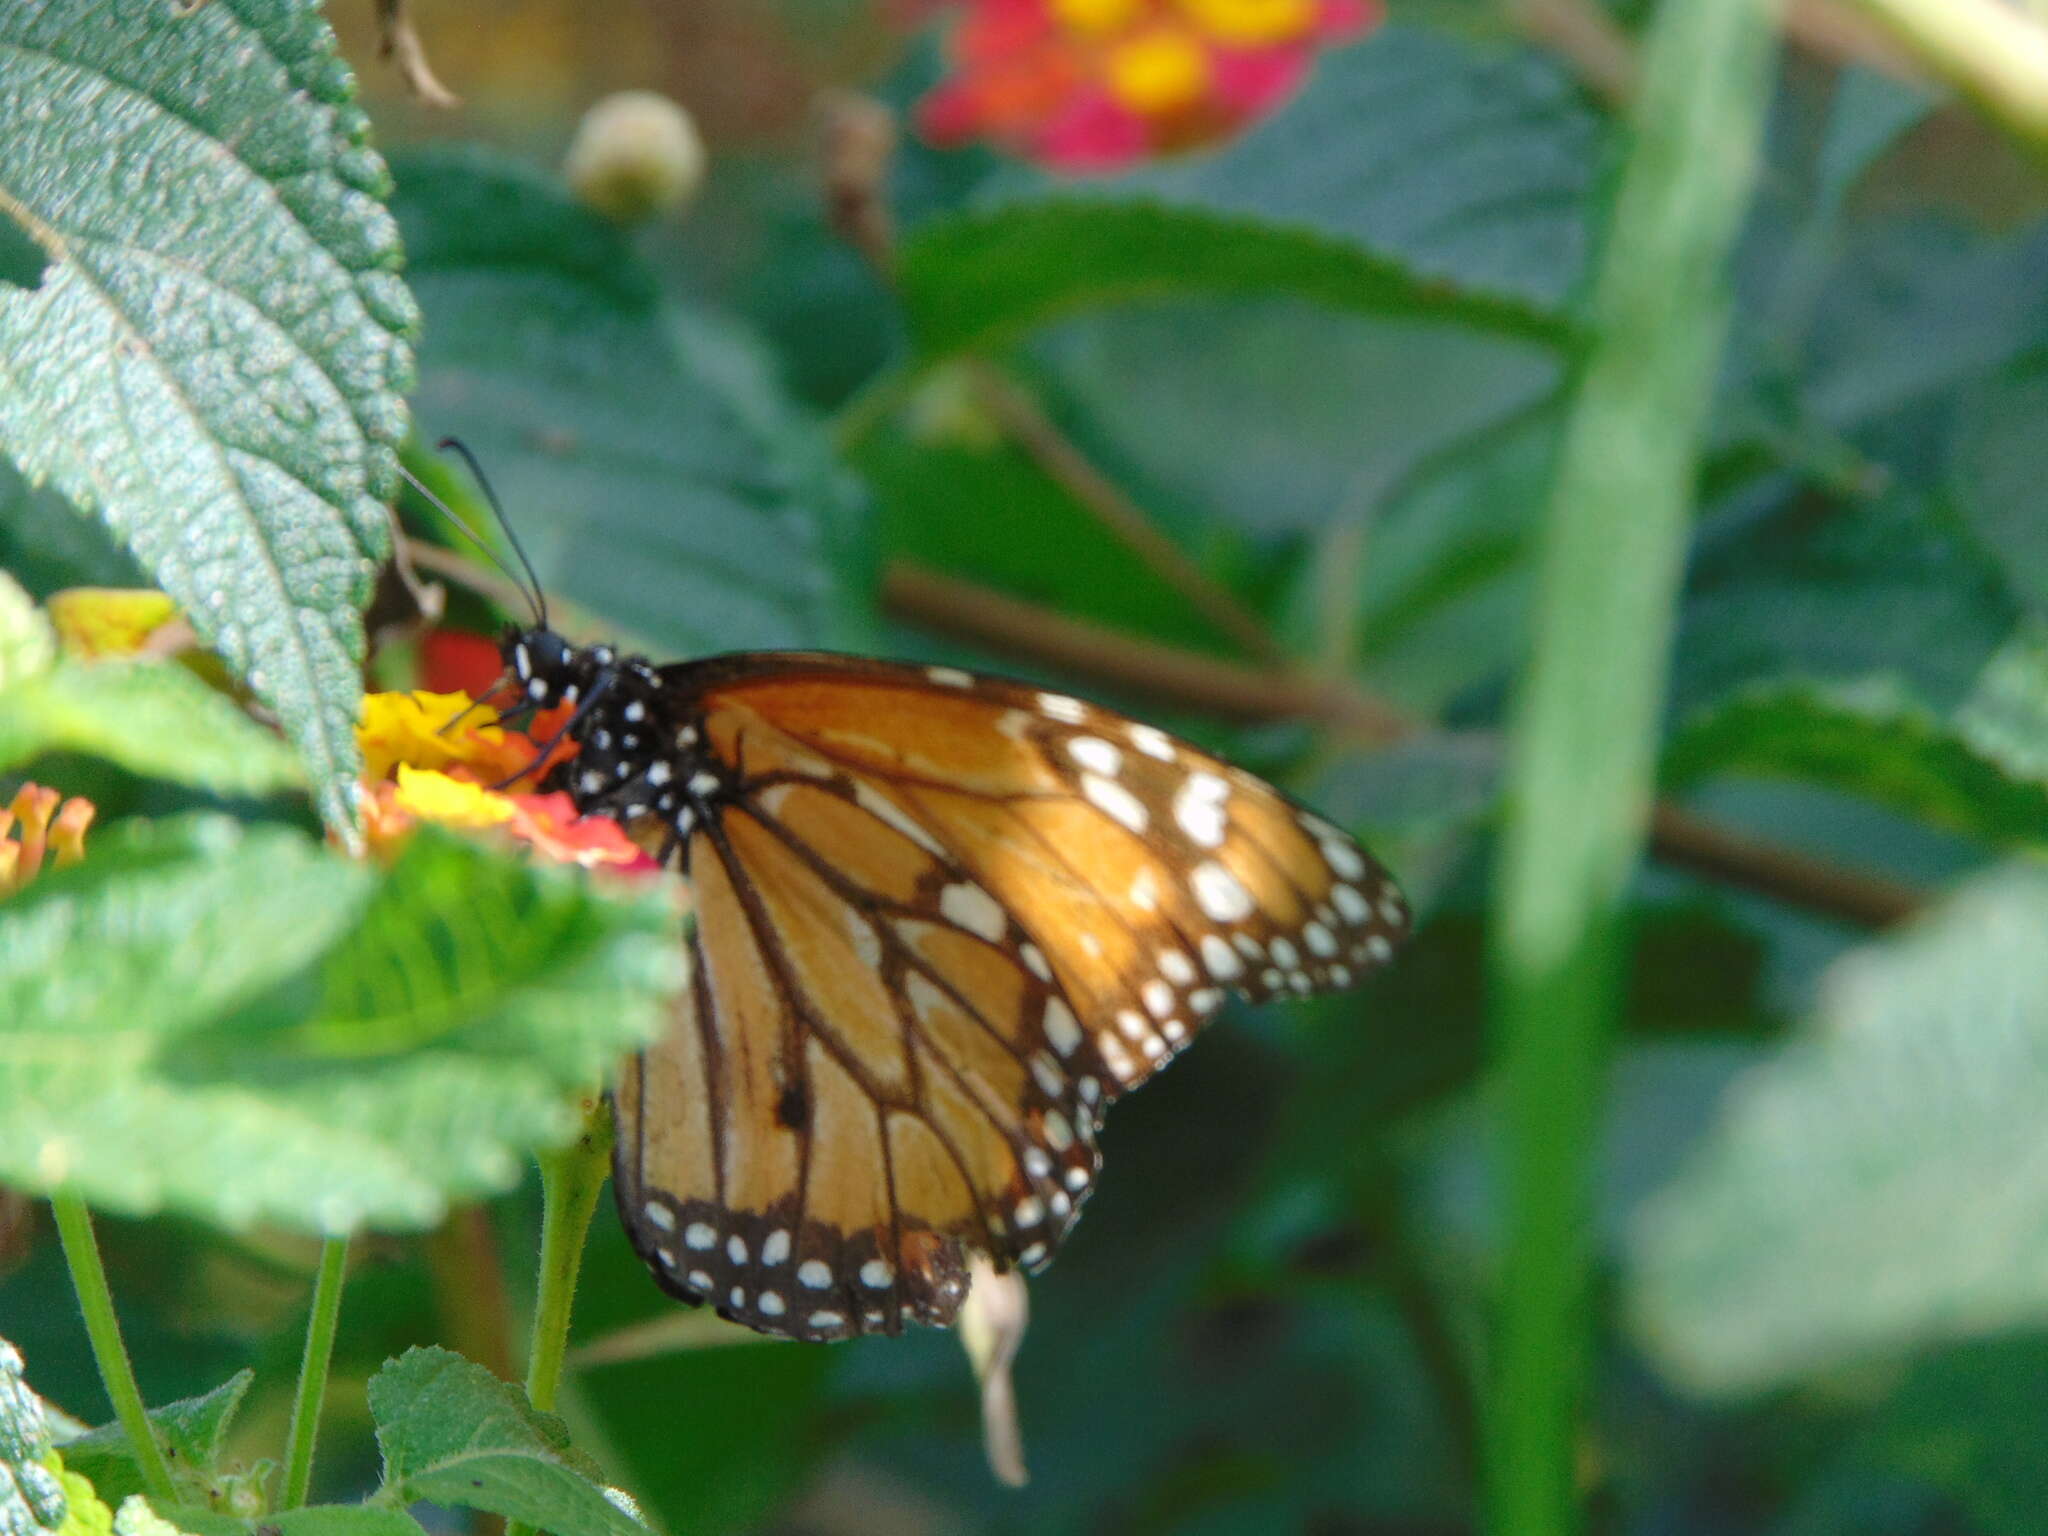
1192,861 -> 1254,922
1038,693 -> 1087,723
1332,883 -> 1370,923
1128,723 -> 1176,761
852,780 -> 948,857
1021,943 -> 1052,982
927,666 -> 973,687
1083,773 -> 1149,833
940,882 -> 1007,942
1068,735 -> 1122,777
1321,837 -> 1366,880
1044,996 -> 1082,1055
685,1222 -> 715,1251
1141,979 -> 1174,1019
1159,950 -> 1196,985
799,1260 -> 832,1289
1173,771 -> 1230,848
1200,934 -> 1242,980
643,1202 -> 675,1232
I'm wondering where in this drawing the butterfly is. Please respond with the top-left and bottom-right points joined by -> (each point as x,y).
493,627 -> 1411,1342
411,447 -> 1410,1344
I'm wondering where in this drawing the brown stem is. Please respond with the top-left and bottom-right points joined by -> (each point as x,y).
882,560 -> 1928,930
376,0 -> 461,109
1508,0 -> 1641,103
960,364 -> 1290,667
422,1206 -> 517,1383
882,561 -> 1408,741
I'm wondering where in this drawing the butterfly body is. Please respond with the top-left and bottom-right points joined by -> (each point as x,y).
502,626 -> 1411,1343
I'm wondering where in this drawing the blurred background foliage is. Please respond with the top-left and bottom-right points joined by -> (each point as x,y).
5,0 -> 2048,1532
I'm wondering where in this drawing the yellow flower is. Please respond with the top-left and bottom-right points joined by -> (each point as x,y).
1178,0 -> 1317,43
357,690 -> 527,784
1105,26 -> 1211,114
392,765 -> 517,830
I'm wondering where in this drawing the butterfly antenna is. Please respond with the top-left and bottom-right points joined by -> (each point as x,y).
438,437 -> 550,630
395,461 -> 545,621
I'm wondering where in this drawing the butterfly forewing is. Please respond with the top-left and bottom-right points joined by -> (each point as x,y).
598,650 -> 1407,1343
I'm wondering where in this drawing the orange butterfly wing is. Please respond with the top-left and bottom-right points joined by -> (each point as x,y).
608,654 -> 1409,1342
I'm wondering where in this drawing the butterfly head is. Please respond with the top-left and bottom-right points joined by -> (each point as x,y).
503,623 -> 609,710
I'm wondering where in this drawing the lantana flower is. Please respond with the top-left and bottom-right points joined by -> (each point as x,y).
0,783 -> 95,898
356,688 -> 658,875
916,0 -> 1378,171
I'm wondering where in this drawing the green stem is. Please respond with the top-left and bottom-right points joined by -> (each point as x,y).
1482,2 -> 1780,1533
50,1190 -> 176,1505
280,1236 -> 350,1510
506,1098 -> 613,1536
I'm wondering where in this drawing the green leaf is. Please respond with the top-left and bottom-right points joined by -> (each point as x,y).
0,1 -> 416,837
392,147 -> 837,658
269,1509 -> 428,1536
59,1375 -> 252,1510
0,816 -> 681,1233
0,662 -> 302,796
369,1348 -> 646,1536
1951,357 -> 2048,614
897,27 -> 1600,358
1025,299 -> 1559,538
1675,486 -> 2020,718
1628,865 -> 2048,1395
0,1340 -> 66,1536
1663,677 -> 2048,851
0,573 -> 53,692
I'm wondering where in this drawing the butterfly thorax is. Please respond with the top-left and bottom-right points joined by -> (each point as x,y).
501,624 -> 717,856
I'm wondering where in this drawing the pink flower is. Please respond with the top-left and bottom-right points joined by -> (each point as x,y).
916,0 -> 1377,170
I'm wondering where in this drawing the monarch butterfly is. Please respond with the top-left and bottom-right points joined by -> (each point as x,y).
419,450 -> 1411,1344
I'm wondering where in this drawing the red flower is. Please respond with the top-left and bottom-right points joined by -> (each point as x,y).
917,0 -> 1376,170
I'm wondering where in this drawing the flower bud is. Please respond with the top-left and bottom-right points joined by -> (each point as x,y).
564,91 -> 707,224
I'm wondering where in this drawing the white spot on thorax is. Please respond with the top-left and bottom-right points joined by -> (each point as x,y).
688,771 -> 720,795
623,700 -> 646,723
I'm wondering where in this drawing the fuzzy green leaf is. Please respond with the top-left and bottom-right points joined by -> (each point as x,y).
59,1375 -> 252,1510
898,27 -> 1599,358
0,816 -> 681,1234
370,1348 -> 647,1536
1629,866 -> 2048,1394
0,0 -> 416,836
0,1341 -> 65,1536
0,662 -> 302,796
